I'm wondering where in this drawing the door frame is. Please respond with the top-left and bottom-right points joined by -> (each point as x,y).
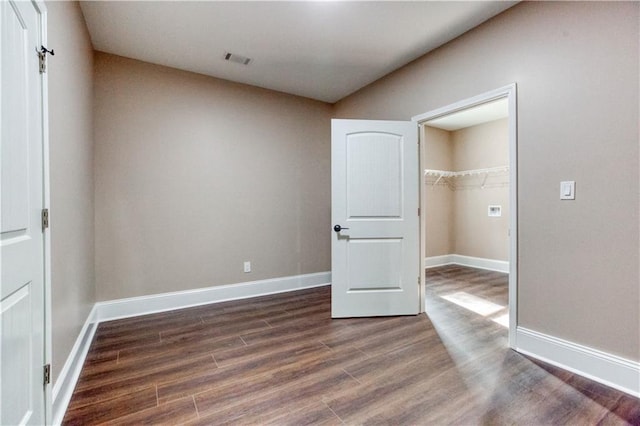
34,1 -> 53,422
411,83 -> 517,348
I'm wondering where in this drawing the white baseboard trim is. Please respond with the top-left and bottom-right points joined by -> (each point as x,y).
95,271 -> 331,322
52,305 -> 98,426
424,255 -> 455,268
425,254 -> 509,273
516,327 -> 640,398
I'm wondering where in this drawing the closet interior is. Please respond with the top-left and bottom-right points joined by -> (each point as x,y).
423,105 -> 510,330
424,117 -> 509,264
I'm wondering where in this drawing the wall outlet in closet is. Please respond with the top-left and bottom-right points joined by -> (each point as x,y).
244,261 -> 251,273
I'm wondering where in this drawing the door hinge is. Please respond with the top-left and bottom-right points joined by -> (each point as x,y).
44,364 -> 51,385
42,208 -> 49,230
37,46 -> 54,74
418,208 -> 420,216
37,49 -> 46,73
418,276 -> 421,285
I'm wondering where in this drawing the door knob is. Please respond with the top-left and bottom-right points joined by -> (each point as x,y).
333,224 -> 350,232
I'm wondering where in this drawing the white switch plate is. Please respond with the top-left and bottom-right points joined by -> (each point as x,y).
560,181 -> 575,200
243,261 -> 251,273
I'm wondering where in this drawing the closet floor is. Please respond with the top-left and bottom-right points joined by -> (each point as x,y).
62,266 -> 640,425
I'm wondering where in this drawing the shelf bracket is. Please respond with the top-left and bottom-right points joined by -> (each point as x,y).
481,172 -> 489,189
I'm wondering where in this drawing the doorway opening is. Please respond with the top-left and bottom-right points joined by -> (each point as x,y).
413,84 -> 517,348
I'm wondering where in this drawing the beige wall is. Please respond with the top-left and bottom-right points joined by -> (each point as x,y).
452,119 -> 508,170
336,2 -> 639,361
46,1 -> 96,383
94,53 -> 332,301
423,126 -> 453,256
452,119 -> 509,260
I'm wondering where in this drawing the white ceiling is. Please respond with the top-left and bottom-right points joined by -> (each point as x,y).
79,1 -> 516,103
425,98 -> 509,131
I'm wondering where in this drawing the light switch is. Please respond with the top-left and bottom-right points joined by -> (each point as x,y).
560,181 -> 575,200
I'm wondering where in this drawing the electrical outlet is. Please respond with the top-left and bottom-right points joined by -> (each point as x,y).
243,261 -> 251,273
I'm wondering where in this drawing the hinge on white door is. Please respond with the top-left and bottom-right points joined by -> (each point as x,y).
44,364 -> 51,385
37,48 -> 46,73
42,208 -> 49,230
36,46 -> 54,74
418,208 -> 420,216
418,276 -> 421,286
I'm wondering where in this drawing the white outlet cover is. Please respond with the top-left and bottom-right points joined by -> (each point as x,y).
488,205 -> 502,217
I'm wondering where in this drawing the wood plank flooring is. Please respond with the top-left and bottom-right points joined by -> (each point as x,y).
63,265 -> 640,425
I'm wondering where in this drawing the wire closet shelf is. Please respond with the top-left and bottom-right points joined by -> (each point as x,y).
424,165 -> 509,190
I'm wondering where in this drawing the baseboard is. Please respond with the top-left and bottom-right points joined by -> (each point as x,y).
424,254 -> 455,268
95,271 -> 331,322
425,254 -> 509,273
516,327 -> 640,398
52,305 -> 98,426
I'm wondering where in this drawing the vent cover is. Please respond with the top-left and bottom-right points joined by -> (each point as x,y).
224,52 -> 251,65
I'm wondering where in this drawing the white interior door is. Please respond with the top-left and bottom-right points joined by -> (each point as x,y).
1,1 -> 47,424
331,119 -> 419,317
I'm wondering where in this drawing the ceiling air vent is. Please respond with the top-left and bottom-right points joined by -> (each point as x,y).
224,52 -> 251,65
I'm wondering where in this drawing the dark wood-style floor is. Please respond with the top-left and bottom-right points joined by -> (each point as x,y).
63,265 -> 640,425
